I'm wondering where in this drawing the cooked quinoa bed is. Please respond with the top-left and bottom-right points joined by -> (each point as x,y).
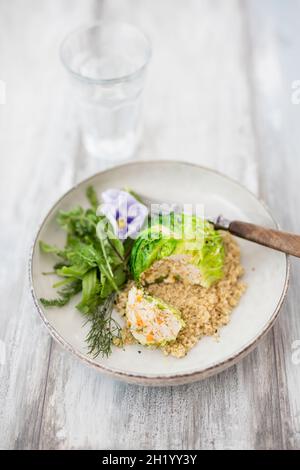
115,232 -> 246,358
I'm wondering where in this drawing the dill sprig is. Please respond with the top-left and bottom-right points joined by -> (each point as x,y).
85,293 -> 122,358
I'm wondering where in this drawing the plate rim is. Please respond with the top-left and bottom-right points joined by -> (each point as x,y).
29,160 -> 290,385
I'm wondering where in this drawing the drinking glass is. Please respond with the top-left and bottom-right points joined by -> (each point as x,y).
60,22 -> 151,161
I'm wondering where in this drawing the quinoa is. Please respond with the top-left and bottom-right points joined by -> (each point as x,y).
115,232 -> 246,358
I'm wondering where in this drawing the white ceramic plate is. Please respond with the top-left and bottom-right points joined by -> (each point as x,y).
30,161 -> 289,385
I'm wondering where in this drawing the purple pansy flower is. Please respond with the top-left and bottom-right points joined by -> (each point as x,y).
98,189 -> 148,240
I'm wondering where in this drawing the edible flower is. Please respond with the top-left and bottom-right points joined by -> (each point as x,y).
98,189 -> 148,240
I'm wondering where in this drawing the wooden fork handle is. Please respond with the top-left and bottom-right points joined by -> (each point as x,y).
229,220 -> 300,258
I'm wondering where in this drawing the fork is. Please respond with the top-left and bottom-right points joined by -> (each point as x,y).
139,194 -> 300,258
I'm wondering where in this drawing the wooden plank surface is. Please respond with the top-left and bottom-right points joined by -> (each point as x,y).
0,0 -> 98,449
246,0 -> 300,449
0,0 -> 299,449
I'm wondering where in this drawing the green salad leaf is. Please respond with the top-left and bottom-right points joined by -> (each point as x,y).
40,279 -> 82,308
86,185 -> 99,210
39,186 -> 127,357
130,212 -> 225,288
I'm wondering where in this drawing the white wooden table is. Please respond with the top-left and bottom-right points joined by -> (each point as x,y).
1,0 -> 300,449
